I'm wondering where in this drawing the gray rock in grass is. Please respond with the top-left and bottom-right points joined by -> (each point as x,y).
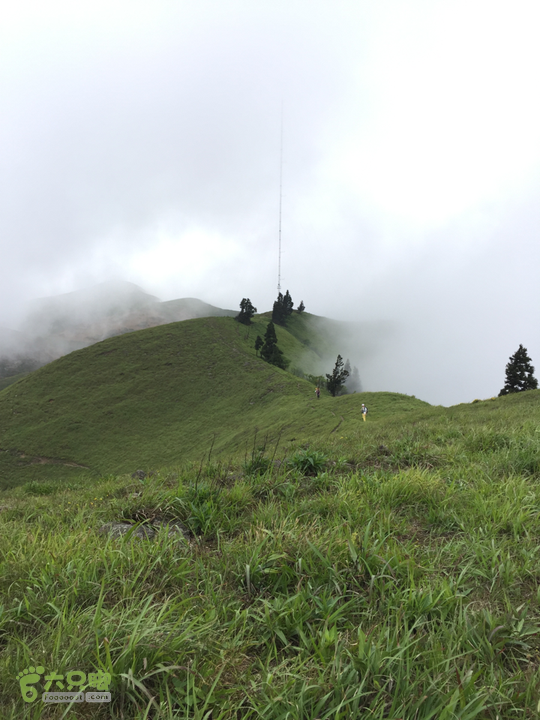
98,522 -> 156,540
98,519 -> 190,542
152,519 -> 190,541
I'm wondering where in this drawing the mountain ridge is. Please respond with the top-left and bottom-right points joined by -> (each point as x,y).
0,281 -> 236,380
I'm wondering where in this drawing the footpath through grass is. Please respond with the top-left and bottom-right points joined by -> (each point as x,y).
1,390 -> 540,718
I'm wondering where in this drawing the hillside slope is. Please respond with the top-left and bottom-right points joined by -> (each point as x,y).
0,315 -> 428,489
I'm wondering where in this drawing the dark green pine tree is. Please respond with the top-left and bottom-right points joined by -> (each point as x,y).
499,344 -> 539,396
343,359 -> 362,393
260,321 -> 287,369
254,335 -> 263,356
283,290 -> 294,317
272,289 -> 294,326
348,365 -> 362,393
297,300 -> 305,313
272,293 -> 286,325
326,354 -> 349,397
235,298 -> 257,325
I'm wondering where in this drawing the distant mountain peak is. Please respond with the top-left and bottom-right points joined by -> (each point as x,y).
28,280 -> 160,308
2,284 -> 236,380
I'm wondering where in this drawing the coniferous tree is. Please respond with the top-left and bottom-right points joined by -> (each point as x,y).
348,365 -> 362,393
297,300 -> 305,313
272,289 -> 294,326
340,359 -> 352,395
260,321 -> 286,369
254,335 -> 263,357
499,344 -> 538,396
235,298 -> 257,325
283,290 -> 294,317
272,293 -> 286,325
343,360 -> 362,393
326,354 -> 349,397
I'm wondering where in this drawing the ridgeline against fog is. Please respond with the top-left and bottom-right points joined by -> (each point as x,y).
0,282 -> 537,492
0,291 -> 376,490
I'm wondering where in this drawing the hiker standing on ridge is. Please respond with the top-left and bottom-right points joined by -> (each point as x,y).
315,386 -> 320,399
361,403 -> 368,421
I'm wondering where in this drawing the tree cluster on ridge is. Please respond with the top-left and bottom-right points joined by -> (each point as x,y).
235,298 -> 257,325
272,290 -> 294,326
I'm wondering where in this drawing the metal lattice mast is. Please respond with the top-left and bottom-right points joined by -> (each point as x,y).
277,109 -> 283,292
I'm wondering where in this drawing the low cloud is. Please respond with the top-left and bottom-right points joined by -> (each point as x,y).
1,1 -> 539,405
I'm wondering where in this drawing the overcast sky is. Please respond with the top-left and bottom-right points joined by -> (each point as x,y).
1,0 -> 539,405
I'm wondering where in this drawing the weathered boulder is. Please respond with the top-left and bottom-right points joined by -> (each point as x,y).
152,518 -> 190,540
130,470 -> 157,480
98,518 -> 190,542
98,522 -> 156,539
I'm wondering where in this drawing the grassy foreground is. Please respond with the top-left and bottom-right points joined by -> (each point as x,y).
1,390 -> 540,718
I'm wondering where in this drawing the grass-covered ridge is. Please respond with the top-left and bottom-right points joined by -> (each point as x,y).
0,314 -> 427,489
1,390 -> 540,718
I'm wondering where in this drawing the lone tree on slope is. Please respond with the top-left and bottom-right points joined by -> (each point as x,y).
297,300 -> 305,313
254,335 -> 263,357
499,344 -> 538,396
342,359 -> 362,393
326,354 -> 349,397
236,298 -> 257,325
347,364 -> 362,393
260,321 -> 287,369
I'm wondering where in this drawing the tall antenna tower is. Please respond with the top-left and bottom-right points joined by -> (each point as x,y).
277,108 -> 283,293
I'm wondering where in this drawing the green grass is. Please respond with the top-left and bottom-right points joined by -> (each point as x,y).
0,372 -> 30,392
0,315 -> 427,489
1,312 -> 540,717
1,392 -> 540,718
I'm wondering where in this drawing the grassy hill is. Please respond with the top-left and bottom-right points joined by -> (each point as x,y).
0,313 -> 427,490
1,310 -> 540,717
0,372 -> 29,392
